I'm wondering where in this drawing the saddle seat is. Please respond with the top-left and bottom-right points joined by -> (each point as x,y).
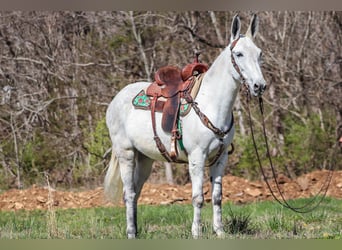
154,66 -> 186,98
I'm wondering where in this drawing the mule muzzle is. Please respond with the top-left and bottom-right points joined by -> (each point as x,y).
253,82 -> 267,96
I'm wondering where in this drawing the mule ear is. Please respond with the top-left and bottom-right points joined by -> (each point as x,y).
230,14 -> 241,42
246,14 -> 259,39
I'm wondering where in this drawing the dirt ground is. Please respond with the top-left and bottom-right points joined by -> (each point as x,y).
0,170 -> 341,211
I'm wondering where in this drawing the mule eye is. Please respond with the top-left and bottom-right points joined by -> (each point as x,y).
258,52 -> 263,64
259,52 -> 263,60
236,52 -> 244,58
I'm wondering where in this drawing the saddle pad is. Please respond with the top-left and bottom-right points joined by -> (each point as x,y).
132,90 -> 151,109
132,73 -> 205,115
132,90 -> 191,116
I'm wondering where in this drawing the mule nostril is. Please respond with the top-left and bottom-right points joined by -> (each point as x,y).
254,84 -> 260,92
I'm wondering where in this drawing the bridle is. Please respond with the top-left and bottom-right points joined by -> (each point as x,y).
230,36 -> 247,87
230,36 -> 334,213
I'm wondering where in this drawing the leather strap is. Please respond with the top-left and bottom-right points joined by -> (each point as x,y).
151,96 -> 173,162
150,63 -> 235,165
230,36 -> 247,84
184,92 -> 234,139
183,91 -> 235,166
169,92 -> 181,160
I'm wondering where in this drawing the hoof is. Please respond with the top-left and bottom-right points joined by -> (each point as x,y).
192,224 -> 202,239
215,229 -> 226,239
192,234 -> 201,239
127,233 -> 136,239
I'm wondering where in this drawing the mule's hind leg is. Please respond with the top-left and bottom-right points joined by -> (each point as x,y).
210,153 -> 228,237
118,148 -> 138,239
134,152 -> 153,202
120,151 -> 153,238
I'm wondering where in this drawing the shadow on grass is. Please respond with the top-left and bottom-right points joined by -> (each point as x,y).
224,205 -> 256,235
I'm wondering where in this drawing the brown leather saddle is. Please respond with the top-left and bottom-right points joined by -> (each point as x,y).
142,57 -> 208,161
147,66 -> 187,133
147,62 -> 208,133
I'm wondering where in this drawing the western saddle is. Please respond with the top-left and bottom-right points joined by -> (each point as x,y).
141,55 -> 209,162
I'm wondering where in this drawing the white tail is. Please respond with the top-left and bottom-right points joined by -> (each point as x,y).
104,150 -> 123,204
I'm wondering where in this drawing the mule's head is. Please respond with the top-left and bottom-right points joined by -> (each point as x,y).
229,14 -> 266,97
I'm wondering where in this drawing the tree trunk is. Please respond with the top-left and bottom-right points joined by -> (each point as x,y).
164,162 -> 174,184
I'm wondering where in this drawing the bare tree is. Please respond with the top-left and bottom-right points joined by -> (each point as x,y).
0,11 -> 340,189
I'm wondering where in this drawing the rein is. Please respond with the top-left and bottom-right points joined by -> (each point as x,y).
244,86 -> 334,213
230,37 -> 334,213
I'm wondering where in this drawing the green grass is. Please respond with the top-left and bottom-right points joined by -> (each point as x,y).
0,198 -> 341,239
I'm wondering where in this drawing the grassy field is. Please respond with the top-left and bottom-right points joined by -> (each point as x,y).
0,197 -> 341,239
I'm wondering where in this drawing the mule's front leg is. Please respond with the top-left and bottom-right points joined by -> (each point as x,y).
188,151 -> 205,238
210,153 -> 228,238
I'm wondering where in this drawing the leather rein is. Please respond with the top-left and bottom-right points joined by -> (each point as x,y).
230,36 -> 334,213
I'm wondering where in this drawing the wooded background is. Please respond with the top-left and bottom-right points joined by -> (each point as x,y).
0,11 -> 341,189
